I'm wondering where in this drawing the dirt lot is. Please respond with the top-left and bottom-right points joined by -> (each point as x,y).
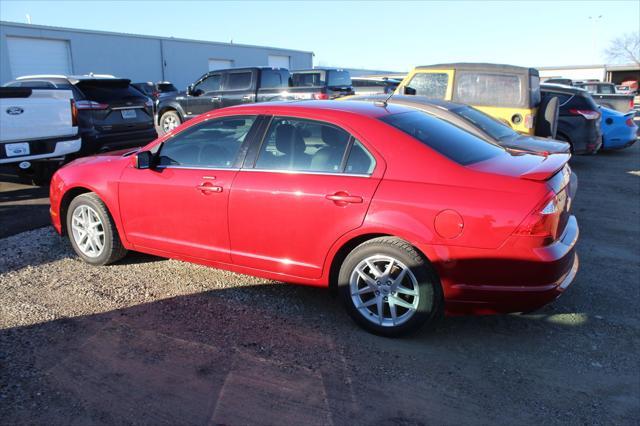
1,144 -> 639,425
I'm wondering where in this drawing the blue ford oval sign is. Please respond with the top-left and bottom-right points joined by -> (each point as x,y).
6,106 -> 24,115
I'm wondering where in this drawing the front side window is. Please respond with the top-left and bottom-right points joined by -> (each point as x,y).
380,111 -> 504,165
196,74 -> 222,93
407,72 -> 448,99
159,116 -> 256,168
226,72 -> 252,91
255,117 -> 359,173
454,72 -> 524,107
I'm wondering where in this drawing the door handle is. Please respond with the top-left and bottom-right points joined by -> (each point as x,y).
326,192 -> 363,205
211,96 -> 221,102
242,95 -> 252,100
196,183 -> 223,193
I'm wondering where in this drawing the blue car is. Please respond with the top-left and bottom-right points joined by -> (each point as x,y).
600,107 -> 638,150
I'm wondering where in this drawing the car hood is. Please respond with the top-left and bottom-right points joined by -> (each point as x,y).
499,135 -> 571,154
65,148 -> 135,168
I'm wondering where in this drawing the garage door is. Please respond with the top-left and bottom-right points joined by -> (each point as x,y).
268,55 -> 290,70
6,36 -> 72,78
209,59 -> 234,71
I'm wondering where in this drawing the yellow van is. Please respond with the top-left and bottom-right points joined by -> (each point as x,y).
395,63 -> 543,135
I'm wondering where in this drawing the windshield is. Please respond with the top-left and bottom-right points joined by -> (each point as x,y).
327,70 -> 352,87
380,111 -> 505,165
455,106 -> 517,141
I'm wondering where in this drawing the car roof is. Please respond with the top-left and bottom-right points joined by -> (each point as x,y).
416,62 -> 538,76
16,74 -> 123,84
223,99 -> 414,118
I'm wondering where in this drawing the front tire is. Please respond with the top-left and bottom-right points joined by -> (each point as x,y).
159,110 -> 181,134
66,193 -> 127,265
338,237 -> 442,337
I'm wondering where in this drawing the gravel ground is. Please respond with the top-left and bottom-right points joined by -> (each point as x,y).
1,144 -> 639,425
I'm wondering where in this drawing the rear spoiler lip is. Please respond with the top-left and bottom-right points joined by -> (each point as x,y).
520,153 -> 571,181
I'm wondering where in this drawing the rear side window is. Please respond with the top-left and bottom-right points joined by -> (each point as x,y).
327,70 -> 352,87
454,72 -> 524,107
253,117 -> 375,174
77,81 -> 145,102
260,69 -> 289,89
380,111 -> 504,165
226,72 -> 253,90
407,73 -> 448,99
599,85 -> 615,94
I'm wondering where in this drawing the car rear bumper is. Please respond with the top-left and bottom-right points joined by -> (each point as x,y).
430,215 -> 579,315
0,136 -> 82,164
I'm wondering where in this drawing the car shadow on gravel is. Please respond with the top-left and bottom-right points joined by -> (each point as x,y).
2,277 -> 631,426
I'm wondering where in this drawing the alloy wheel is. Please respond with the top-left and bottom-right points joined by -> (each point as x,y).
349,255 -> 420,327
162,115 -> 179,132
70,205 -> 105,258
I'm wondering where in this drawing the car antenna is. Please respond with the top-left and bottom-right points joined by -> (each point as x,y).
374,89 -> 395,108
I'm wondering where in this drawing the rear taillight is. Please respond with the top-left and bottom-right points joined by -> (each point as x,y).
514,192 -> 564,245
568,109 -> 600,120
524,114 -> 534,129
313,93 -> 329,100
70,99 -> 78,126
152,91 -> 159,99
626,117 -> 638,127
630,98 -> 635,109
75,100 -> 109,110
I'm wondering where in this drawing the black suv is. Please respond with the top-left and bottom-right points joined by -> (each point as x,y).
541,83 -> 602,154
156,67 -> 321,134
6,75 -> 158,155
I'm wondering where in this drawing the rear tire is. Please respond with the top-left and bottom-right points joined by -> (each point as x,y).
66,193 -> 127,266
338,237 -> 442,337
159,110 -> 181,134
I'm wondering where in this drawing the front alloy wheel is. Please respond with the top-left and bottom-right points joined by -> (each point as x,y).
71,204 -> 105,258
160,111 -> 181,133
339,237 -> 442,336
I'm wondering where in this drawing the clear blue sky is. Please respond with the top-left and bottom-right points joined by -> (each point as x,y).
1,0 -> 638,71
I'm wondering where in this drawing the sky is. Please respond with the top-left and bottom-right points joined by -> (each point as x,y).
0,0 -> 638,72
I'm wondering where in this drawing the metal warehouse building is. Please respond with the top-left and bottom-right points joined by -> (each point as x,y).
0,21 -> 314,89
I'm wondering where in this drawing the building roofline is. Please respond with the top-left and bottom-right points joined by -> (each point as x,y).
0,20 -> 314,56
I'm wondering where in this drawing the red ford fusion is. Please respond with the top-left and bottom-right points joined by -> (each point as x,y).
49,101 -> 579,336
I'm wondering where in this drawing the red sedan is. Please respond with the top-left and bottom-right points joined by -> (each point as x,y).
49,101 -> 579,336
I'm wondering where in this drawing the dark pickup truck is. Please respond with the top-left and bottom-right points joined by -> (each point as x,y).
157,67 -> 317,134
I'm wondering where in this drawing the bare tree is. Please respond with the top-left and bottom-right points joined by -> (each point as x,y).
605,32 -> 640,65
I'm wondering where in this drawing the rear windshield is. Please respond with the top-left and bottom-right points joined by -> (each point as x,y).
157,83 -> 177,92
327,70 -> 352,87
454,72 -> 525,107
380,111 -> 504,165
77,80 -> 145,103
455,106 -> 517,141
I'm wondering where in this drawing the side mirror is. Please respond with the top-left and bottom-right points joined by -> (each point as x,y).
187,84 -> 194,95
134,151 -> 154,169
403,86 -> 417,95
